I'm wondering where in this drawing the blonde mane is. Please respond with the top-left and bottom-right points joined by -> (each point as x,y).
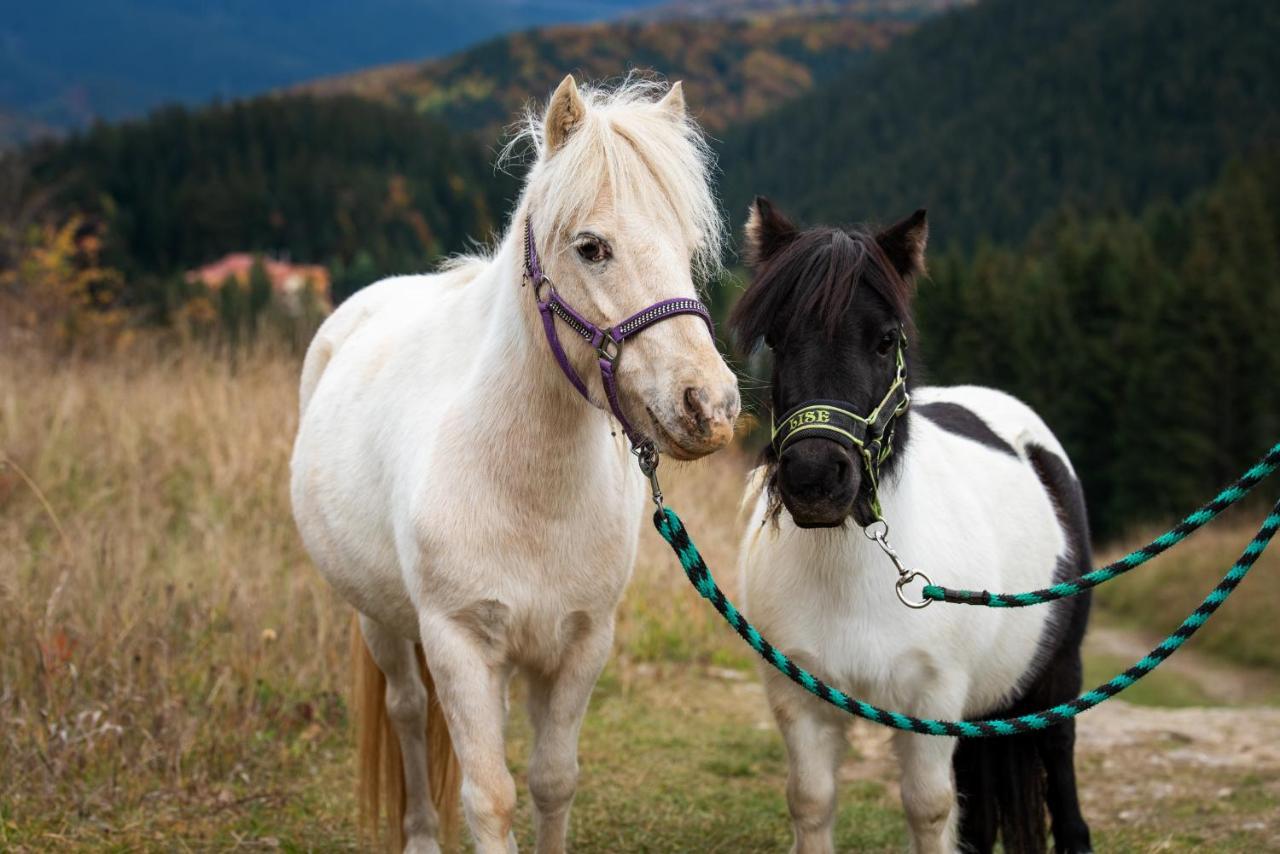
500,77 -> 725,283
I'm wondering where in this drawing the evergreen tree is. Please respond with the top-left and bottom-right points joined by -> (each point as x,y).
800,151 -> 1280,539
217,273 -> 247,346
247,256 -> 273,333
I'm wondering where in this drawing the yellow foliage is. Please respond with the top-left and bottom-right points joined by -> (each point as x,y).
298,15 -> 918,136
1,215 -> 128,353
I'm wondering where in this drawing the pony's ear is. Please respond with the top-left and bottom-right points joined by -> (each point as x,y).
876,208 -> 928,279
545,74 -> 586,153
744,196 -> 798,267
657,81 -> 687,120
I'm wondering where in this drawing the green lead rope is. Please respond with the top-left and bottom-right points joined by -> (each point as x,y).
923,442 -> 1280,607
653,498 -> 1280,737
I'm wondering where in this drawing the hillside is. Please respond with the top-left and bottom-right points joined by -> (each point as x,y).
718,0 -> 1280,248
914,151 -> 1280,535
297,13 -> 920,137
0,0 -> 655,143
24,96 -> 518,292
630,0 -> 972,21
0,108 -> 55,150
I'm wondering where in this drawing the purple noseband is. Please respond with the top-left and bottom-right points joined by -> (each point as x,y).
523,213 -> 715,449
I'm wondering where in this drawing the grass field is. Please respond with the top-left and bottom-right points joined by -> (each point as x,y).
1095,509 -> 1280,672
3,345 -> 1278,851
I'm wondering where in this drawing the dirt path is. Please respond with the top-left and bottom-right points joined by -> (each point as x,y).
835,699 -> 1280,849
711,621 -> 1280,850
1085,623 -> 1280,705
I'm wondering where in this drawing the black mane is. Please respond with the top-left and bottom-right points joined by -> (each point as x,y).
730,226 -> 915,349
728,219 -> 923,528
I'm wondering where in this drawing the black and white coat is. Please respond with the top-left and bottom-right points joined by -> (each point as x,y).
739,387 -> 1093,854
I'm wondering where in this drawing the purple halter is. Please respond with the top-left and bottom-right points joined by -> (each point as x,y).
522,213 -> 715,450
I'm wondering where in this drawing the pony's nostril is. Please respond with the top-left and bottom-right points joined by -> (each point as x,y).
834,456 -> 850,484
682,386 -> 712,431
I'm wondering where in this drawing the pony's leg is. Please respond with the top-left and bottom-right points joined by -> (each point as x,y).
523,616 -> 613,854
1037,720 -> 1092,853
359,614 -> 441,854
420,613 -> 518,854
770,686 -> 846,854
894,730 -> 959,854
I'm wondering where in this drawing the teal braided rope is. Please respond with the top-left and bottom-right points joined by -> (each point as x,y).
654,500 -> 1280,737
924,442 -> 1280,607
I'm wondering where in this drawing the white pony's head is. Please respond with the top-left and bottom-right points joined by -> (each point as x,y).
513,75 -> 739,460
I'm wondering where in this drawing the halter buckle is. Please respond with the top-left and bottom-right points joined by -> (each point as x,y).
597,336 -> 621,362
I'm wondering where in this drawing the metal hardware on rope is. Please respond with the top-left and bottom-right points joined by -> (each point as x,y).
920,442 -> 1280,608
653,493 -> 1280,737
634,442 -> 664,509
862,520 -> 933,609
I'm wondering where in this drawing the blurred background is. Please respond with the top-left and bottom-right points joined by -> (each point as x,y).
2,1 -> 1278,850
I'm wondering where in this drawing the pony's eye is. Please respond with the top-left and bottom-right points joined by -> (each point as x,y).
876,330 -> 898,356
576,237 -> 611,263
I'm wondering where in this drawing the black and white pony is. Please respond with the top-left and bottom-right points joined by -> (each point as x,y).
732,198 -> 1093,854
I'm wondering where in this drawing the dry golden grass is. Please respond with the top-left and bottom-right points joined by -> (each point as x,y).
0,342 -> 754,848
1096,505 -> 1280,671
3,342 -> 1277,850
0,343 -> 355,846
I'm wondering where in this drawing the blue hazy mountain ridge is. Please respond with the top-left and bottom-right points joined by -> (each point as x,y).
0,0 -> 657,132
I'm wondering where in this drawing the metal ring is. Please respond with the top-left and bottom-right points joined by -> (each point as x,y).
895,570 -> 933,609
597,336 -> 621,362
862,519 -> 888,540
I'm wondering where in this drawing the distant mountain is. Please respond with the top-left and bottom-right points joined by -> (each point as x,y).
296,11 -> 925,139
0,0 -> 659,142
14,0 -> 964,289
0,108 -> 56,149
718,0 -> 1280,249
629,0 -> 972,21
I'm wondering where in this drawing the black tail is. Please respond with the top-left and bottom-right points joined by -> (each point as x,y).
954,732 -> 1047,854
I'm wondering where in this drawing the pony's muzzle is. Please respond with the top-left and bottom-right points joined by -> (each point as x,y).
680,384 -> 738,441
649,378 -> 739,460
778,438 -> 859,527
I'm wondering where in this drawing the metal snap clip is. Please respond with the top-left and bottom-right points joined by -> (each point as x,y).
632,443 -> 663,508
895,570 -> 933,609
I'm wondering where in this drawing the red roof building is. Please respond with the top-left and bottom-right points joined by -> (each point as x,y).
187,254 -> 332,313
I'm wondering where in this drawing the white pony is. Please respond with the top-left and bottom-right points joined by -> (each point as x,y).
732,199 -> 1093,854
291,76 -> 739,853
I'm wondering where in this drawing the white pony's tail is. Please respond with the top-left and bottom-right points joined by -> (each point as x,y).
352,616 -> 461,850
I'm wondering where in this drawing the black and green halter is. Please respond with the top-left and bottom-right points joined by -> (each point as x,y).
770,337 -> 910,520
